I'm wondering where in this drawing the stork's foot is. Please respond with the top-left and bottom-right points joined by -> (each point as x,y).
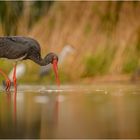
5,79 -> 11,92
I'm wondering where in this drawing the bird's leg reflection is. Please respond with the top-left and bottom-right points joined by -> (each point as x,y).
6,87 -> 17,125
6,91 -> 12,109
13,88 -> 17,124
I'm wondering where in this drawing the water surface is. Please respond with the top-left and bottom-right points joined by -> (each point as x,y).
0,84 -> 140,139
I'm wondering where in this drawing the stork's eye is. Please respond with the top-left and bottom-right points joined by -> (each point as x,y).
49,57 -> 53,62
53,56 -> 58,61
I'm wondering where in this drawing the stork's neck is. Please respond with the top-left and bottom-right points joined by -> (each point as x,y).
29,56 -> 50,66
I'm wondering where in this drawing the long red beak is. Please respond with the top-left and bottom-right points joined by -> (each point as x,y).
52,59 -> 60,86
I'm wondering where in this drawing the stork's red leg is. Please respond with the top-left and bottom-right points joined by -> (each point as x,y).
12,63 -> 17,123
13,63 -> 17,93
0,68 -> 11,91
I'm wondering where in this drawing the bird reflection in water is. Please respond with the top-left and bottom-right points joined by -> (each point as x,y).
34,93 -> 60,138
13,90 -> 17,124
5,90 -> 17,126
0,89 -> 62,138
0,90 -> 17,139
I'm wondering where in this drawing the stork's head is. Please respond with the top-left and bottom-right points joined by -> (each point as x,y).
45,53 -> 58,64
45,53 -> 60,86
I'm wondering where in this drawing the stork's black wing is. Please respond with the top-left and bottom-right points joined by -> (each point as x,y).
0,36 -> 41,60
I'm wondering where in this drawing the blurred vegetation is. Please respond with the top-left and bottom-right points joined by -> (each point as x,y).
28,1 -> 53,29
0,1 -> 53,35
0,1 -> 23,35
100,1 -> 123,34
123,57 -> 138,73
0,1 -> 140,84
83,46 -> 116,77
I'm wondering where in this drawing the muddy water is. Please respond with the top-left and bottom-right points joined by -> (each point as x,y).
0,84 -> 140,139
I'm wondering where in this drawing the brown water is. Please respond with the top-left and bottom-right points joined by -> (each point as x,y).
0,84 -> 140,139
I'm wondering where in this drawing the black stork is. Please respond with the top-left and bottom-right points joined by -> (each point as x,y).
0,36 -> 60,92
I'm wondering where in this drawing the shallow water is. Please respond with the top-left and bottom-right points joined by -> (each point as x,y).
0,83 -> 140,139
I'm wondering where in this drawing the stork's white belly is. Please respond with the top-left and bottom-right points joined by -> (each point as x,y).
3,53 -> 27,62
